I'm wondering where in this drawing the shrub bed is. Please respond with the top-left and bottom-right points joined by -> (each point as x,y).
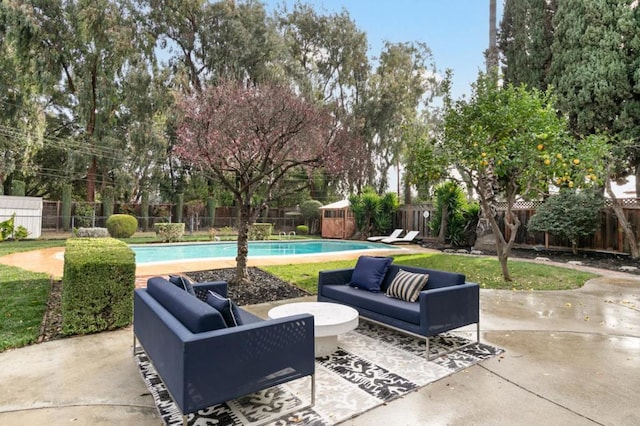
248,223 -> 272,240
106,214 -> 138,238
62,238 -> 135,335
154,223 -> 185,242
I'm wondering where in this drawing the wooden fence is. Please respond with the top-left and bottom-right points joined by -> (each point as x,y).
396,199 -> 640,253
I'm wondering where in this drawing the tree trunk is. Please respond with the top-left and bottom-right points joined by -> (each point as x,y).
480,195 -> 520,282
487,0 -> 499,71
437,203 -> 448,243
498,249 -> 511,282
234,203 -> 252,286
606,177 -> 640,258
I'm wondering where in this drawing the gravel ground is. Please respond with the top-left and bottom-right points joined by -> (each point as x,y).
186,267 -> 310,306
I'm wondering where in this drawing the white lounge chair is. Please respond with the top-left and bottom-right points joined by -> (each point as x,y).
381,230 -> 420,244
367,228 -> 404,242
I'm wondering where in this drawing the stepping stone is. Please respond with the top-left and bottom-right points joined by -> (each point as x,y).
443,249 -> 456,253
470,250 -> 483,255
457,249 -> 469,254
535,257 -> 550,262
568,261 -> 583,266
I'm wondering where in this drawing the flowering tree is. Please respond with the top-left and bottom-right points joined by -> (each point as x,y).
175,80 -> 364,285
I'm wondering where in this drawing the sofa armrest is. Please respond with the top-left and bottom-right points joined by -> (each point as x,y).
419,283 -> 479,335
318,268 -> 354,294
182,314 -> 315,413
193,281 -> 228,297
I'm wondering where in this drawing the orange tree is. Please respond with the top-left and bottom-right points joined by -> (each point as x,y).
174,79 -> 364,285
442,73 -> 607,281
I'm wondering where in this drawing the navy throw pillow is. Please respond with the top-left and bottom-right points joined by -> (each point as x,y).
169,275 -> 196,296
205,290 -> 243,327
349,256 -> 393,292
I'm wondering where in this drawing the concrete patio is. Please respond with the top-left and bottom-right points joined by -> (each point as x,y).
0,250 -> 639,425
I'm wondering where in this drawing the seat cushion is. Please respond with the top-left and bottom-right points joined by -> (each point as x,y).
323,284 -> 420,325
386,269 -> 429,302
349,256 -> 393,292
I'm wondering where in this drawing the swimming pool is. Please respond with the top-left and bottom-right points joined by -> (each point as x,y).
131,240 -> 398,264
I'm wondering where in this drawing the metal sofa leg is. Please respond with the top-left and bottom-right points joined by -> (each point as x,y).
311,374 -> 316,406
425,337 -> 431,360
132,333 -> 137,356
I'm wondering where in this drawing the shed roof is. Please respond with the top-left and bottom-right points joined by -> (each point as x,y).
319,199 -> 350,210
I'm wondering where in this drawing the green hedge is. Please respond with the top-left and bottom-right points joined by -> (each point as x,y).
154,223 -> 185,242
106,214 -> 138,238
62,238 -> 135,336
248,223 -> 272,240
296,225 -> 309,235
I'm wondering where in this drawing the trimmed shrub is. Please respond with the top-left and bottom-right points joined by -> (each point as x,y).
74,203 -> 95,228
106,214 -> 138,238
76,227 -> 109,238
248,223 -> 272,240
154,223 -> 185,242
62,238 -> 135,335
296,225 -> 309,235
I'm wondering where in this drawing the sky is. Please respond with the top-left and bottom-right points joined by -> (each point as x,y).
264,0 -> 504,99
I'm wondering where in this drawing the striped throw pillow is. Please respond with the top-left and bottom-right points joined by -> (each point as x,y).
386,269 -> 429,302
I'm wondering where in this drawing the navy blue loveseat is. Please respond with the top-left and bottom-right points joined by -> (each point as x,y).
318,259 -> 479,359
133,277 -> 315,425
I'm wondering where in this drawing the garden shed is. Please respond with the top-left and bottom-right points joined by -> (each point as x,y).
320,200 -> 355,239
0,195 -> 42,239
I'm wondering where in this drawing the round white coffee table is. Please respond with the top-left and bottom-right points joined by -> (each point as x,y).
268,302 -> 359,357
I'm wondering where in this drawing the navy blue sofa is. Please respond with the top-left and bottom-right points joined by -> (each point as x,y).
133,277 -> 315,425
317,263 -> 479,359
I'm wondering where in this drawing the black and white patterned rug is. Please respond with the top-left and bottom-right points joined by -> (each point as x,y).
135,322 -> 503,425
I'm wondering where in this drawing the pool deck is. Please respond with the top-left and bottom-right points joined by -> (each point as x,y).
0,243 -> 430,280
1,249 -> 639,424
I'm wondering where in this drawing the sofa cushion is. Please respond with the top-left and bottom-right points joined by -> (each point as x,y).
349,256 -> 393,292
381,265 -> 465,292
146,277 -> 227,333
386,269 -> 429,302
205,290 -> 243,327
323,284 -> 420,325
169,275 -> 196,296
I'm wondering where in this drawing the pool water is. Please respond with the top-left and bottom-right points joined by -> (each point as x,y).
131,240 -> 397,264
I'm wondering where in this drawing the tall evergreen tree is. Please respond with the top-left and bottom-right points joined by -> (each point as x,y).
551,0 -> 640,193
499,0 -> 556,90
550,0 -> 633,135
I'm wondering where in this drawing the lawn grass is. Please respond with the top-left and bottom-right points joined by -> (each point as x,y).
0,264 -> 51,352
263,252 -> 598,294
0,239 -> 598,353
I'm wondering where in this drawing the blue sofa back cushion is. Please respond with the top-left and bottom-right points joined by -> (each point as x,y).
205,290 -> 244,327
349,256 -> 393,292
146,277 -> 227,333
169,274 -> 196,296
380,265 -> 465,292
